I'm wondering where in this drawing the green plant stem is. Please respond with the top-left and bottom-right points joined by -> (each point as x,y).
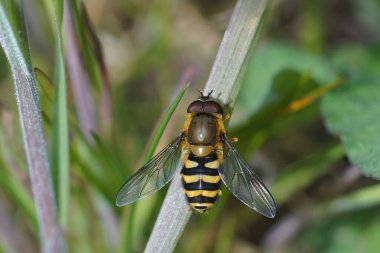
144,84 -> 190,162
144,1 -> 269,252
50,0 -> 70,228
203,0 -> 268,108
63,0 -> 98,143
0,3 -> 65,253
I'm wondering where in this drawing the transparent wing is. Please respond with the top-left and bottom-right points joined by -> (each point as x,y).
116,135 -> 183,206
219,134 -> 276,218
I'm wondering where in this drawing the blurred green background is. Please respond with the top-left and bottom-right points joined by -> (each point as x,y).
1,0 -> 380,252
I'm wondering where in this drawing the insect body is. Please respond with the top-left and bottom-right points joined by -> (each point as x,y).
116,93 -> 276,218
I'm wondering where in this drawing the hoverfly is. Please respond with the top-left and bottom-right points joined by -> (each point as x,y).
116,92 -> 276,218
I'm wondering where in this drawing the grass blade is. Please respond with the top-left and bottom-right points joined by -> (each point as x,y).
49,0 -> 70,228
63,0 -> 98,142
203,0 -> 269,107
144,1 -> 269,252
0,158 -> 37,229
144,83 -> 190,162
0,2 -> 65,252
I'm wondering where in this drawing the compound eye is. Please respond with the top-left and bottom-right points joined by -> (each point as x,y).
203,101 -> 223,115
187,101 -> 204,113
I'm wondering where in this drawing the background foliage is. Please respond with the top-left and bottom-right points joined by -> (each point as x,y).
0,0 -> 380,252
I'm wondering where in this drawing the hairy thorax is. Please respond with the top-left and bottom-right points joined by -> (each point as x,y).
187,114 -> 217,156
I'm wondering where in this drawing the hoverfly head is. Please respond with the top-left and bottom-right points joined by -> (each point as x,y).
187,90 -> 223,115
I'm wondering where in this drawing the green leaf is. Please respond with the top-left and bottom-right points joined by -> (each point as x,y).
35,67 -> 55,102
238,41 -> 337,116
323,79 -> 380,178
232,42 -> 344,153
144,83 -> 189,162
50,0 -> 70,227
0,0 -> 30,66
0,118 -> 37,228
35,68 -> 55,124
0,160 -> 37,228
322,45 -> 380,179
69,1 -> 102,90
232,70 -> 321,152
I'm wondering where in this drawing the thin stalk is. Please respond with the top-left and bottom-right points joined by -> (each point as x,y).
144,0 -> 269,252
63,0 -> 98,143
50,0 -> 70,228
144,83 -> 190,162
0,3 -> 65,253
203,0 -> 269,108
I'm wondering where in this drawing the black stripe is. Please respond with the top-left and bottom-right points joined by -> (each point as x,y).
187,195 -> 218,204
188,152 -> 217,162
184,180 -> 221,191
182,167 -> 219,176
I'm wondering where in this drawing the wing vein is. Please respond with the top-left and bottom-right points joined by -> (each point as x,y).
116,134 -> 183,206
218,134 -> 276,218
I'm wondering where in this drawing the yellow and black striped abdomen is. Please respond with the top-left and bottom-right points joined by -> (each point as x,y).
181,152 -> 221,213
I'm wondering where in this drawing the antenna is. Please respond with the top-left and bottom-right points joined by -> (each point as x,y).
198,90 -> 213,99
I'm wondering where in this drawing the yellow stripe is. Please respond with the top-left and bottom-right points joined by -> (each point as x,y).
204,160 -> 219,169
185,160 -> 198,168
190,203 -> 213,208
202,190 -> 221,198
185,190 -> 220,198
201,175 -> 221,184
181,174 -> 200,183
